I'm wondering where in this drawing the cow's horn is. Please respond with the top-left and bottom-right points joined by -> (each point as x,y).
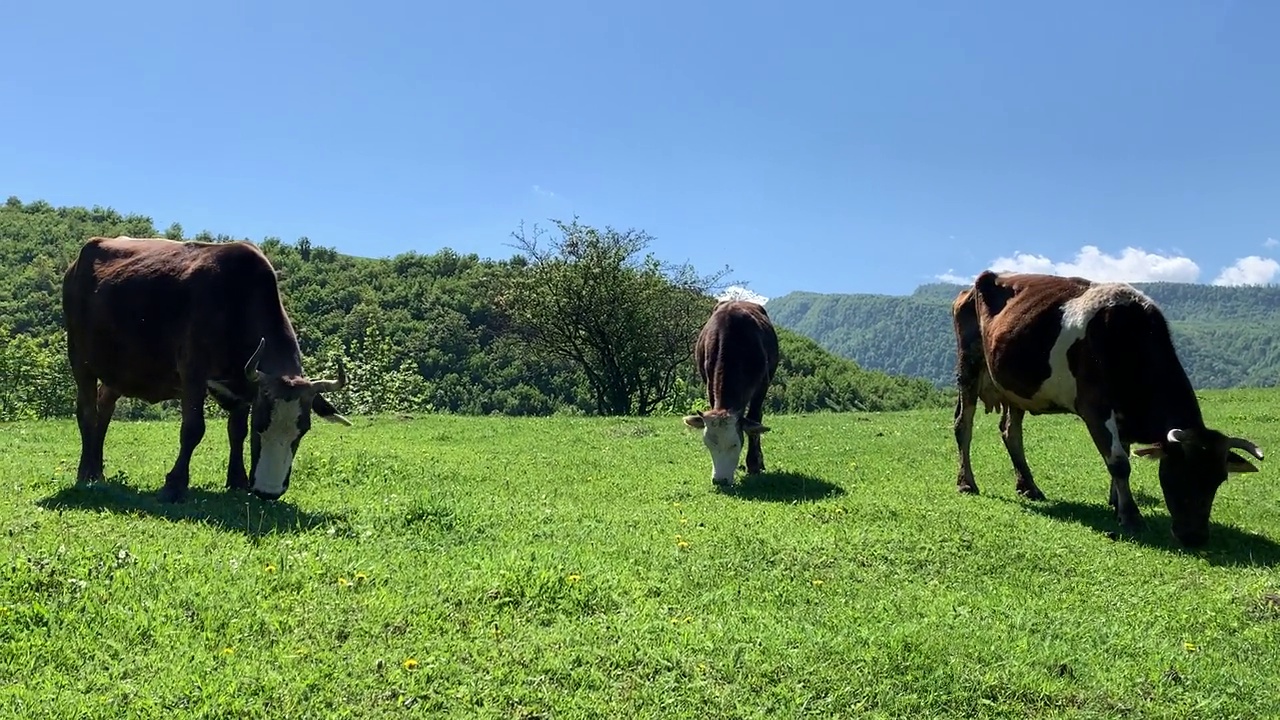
1167,428 -> 1192,444
308,356 -> 347,395
1227,436 -> 1265,461
244,337 -> 267,382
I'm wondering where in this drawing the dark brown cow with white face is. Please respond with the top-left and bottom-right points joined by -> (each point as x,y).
61,236 -> 352,503
682,300 -> 780,486
952,270 -> 1263,547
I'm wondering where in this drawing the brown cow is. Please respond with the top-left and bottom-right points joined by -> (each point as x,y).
682,300 -> 780,486
951,270 -> 1263,546
61,236 -> 352,503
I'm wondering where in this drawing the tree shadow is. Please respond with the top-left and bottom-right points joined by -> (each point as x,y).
721,471 -> 845,502
1013,497 -> 1280,568
35,476 -> 351,540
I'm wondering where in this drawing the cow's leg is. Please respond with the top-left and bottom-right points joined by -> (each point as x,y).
91,385 -> 120,480
999,407 -> 1045,500
1081,406 -> 1142,532
744,386 -> 767,475
225,404 -> 250,491
72,375 -> 102,484
160,380 -> 208,504
954,388 -> 979,494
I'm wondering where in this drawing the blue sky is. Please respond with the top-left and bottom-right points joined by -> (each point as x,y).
3,0 -> 1279,300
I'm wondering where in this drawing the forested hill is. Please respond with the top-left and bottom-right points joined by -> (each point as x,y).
768,281 -> 1280,390
0,197 -> 948,421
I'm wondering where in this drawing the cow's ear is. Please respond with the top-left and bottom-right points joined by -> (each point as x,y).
1227,451 -> 1259,475
1133,446 -> 1164,460
312,394 -> 353,426
683,414 -> 706,429
741,419 -> 770,435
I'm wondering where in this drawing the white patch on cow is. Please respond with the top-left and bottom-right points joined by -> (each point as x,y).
1015,282 -> 1155,413
252,398 -> 302,496
700,415 -> 744,484
1104,412 -> 1126,462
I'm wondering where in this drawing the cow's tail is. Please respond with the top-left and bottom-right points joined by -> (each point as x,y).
60,238 -> 103,336
953,272 -> 1007,413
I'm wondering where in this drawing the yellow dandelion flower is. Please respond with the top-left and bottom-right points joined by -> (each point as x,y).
338,576 -> 351,587
679,517 -> 688,524
811,579 -> 825,587
683,616 -> 692,623
1184,642 -> 1198,652
672,502 -> 681,509
264,564 -> 277,573
670,617 -> 680,624
697,663 -> 708,672
403,658 -> 419,670
355,572 -> 368,583
566,574 -> 582,583
221,647 -> 234,656
677,541 -> 690,549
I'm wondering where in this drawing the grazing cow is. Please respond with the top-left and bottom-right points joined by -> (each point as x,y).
682,300 -> 780,486
951,270 -> 1263,546
61,236 -> 353,503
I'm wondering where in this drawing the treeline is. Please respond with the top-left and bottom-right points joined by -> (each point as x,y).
0,197 -> 949,422
768,279 -> 1280,389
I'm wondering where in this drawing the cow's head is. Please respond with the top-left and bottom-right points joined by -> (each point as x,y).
682,410 -> 769,486
1135,427 -> 1263,547
243,338 -> 352,500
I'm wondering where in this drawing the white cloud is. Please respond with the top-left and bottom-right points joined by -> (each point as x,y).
935,245 -> 1280,288
936,270 -> 972,285
531,184 -> 557,199
985,245 -> 1201,283
1212,256 -> 1280,286
1264,237 -> 1279,249
718,285 -> 768,305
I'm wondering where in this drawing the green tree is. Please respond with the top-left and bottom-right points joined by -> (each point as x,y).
499,217 -> 731,416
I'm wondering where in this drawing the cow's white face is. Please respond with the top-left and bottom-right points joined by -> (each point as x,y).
251,398 -> 305,499
683,411 -> 769,486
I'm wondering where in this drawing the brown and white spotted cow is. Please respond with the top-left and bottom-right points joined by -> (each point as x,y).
682,300 -> 780,486
951,270 -> 1264,547
61,236 -> 353,503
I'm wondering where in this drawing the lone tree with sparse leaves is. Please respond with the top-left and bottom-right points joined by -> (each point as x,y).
499,217 -> 734,416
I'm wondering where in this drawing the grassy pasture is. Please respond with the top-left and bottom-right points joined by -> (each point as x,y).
3,389 -> 1280,718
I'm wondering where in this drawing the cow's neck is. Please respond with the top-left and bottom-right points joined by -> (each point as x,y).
1119,361 -> 1206,443
258,331 -> 305,380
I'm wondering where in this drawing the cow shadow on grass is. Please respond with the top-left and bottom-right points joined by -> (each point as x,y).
721,471 -> 844,502
1012,496 -> 1280,568
35,475 -> 350,540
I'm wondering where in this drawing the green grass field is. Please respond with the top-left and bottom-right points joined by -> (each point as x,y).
4,389 -> 1280,718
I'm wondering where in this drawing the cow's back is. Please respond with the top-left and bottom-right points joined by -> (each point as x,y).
62,237 -> 283,397
957,272 -> 1092,412
696,301 -> 778,411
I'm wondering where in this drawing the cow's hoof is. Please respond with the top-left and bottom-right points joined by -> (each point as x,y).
957,482 -> 980,495
1117,514 -> 1145,534
158,484 -> 188,504
1017,484 -> 1047,501
712,478 -> 734,489
226,476 -> 250,491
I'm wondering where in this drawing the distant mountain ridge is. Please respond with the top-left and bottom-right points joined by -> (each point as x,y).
766,280 -> 1280,390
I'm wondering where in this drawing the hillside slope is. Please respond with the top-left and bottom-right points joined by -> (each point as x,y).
768,280 -> 1280,389
0,196 -> 948,420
